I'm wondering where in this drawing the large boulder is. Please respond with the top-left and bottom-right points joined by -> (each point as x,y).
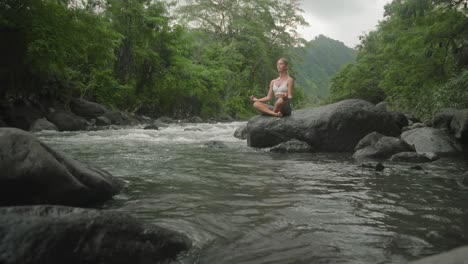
47,110 -> 90,131
70,98 -> 108,119
450,109 -> 468,143
0,128 -> 124,206
353,132 -> 414,160
432,108 -> 458,130
0,205 -> 190,264
401,127 -> 463,156
390,152 -> 433,163
247,99 -> 401,151
29,118 -> 58,132
103,111 -> 138,126
3,99 -> 44,130
409,245 -> 468,264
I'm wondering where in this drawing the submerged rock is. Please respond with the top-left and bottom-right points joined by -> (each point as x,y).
204,140 -> 227,148
247,99 -> 401,151
0,128 -> 124,206
270,139 -> 313,153
390,152 -> 433,163
0,205 -> 190,264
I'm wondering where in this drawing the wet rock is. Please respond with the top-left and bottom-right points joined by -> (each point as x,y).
103,111 -> 138,126
402,122 -> 426,132
409,245 -> 468,264
247,99 -> 401,150
204,141 -> 227,148
0,128 -> 124,206
70,98 -> 107,119
401,127 -> 463,156
95,116 -> 111,126
390,152 -> 432,163
234,124 -> 248,140
389,111 -> 409,129
47,110 -> 90,131
0,205 -> 190,264
432,108 -> 458,130
4,98 -> 44,130
353,133 -> 414,159
421,152 -> 440,161
450,109 -> 468,143
156,116 -> 176,124
184,127 -> 202,132
270,139 -> 313,153
29,118 -> 58,132
144,124 -> 159,130
359,161 -> 385,171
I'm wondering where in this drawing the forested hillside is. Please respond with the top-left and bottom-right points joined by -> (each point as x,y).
0,0 -> 308,119
329,0 -> 468,119
292,35 -> 356,103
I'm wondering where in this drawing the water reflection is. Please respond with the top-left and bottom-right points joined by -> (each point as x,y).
36,124 -> 468,264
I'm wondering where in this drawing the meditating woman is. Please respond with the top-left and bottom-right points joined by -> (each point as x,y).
249,58 -> 294,117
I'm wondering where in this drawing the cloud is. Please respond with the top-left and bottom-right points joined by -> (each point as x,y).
298,0 -> 392,47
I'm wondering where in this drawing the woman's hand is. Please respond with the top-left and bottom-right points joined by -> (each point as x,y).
250,95 -> 257,102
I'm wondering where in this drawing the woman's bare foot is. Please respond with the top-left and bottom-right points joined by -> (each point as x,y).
275,112 -> 283,117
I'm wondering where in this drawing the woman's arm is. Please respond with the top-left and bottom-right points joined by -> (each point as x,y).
287,78 -> 294,100
251,81 -> 273,103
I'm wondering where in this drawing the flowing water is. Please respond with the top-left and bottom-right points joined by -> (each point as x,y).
36,122 -> 468,264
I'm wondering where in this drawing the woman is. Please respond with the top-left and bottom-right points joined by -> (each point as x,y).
250,58 -> 294,117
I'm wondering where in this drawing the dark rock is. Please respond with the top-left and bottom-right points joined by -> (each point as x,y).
144,124 -> 159,130
29,118 -> 58,132
405,114 -> 421,125
353,133 -> 414,160
103,111 -> 138,126
270,139 -> 313,153
47,110 -> 90,131
0,128 -> 124,206
410,165 -> 424,170
70,98 -> 107,119
234,124 -> 248,140
0,205 -> 190,264
152,121 -> 170,128
247,99 -> 401,150
462,171 -> 468,186
204,141 -> 227,148
95,116 -> 111,126
184,127 -> 202,132
409,245 -> 468,264
450,109 -> 468,143
189,116 -> 204,123
421,152 -> 440,161
390,152 -> 432,163
375,101 -> 387,111
432,108 -> 459,130
401,127 -> 463,156
359,161 -> 385,171
389,111 -> 409,129
4,99 -> 44,130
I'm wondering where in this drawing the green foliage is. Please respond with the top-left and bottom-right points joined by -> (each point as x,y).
329,0 -> 468,119
292,35 -> 357,103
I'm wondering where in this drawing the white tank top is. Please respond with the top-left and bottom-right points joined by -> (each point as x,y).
273,80 -> 288,95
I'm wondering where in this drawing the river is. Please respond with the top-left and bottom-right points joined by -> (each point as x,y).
36,122 -> 468,264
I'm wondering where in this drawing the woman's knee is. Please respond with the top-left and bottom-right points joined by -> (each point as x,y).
253,101 -> 262,109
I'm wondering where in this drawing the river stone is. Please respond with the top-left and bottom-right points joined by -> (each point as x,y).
95,116 -> 111,126
353,134 -> 414,160
234,124 -> 248,140
246,99 -> 401,150
375,101 -> 388,111
29,118 -> 58,132
0,128 -> 124,206
204,140 -> 227,148
70,98 -> 108,119
432,108 -> 459,130
450,109 -> 468,143
401,127 -> 463,156
47,110 -> 90,131
103,111 -> 138,126
390,152 -> 432,163
144,124 -> 159,130
389,111 -> 409,129
0,205 -> 190,264
409,245 -> 468,264
270,139 -> 313,153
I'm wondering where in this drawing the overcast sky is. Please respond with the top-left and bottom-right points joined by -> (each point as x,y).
298,0 -> 392,48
